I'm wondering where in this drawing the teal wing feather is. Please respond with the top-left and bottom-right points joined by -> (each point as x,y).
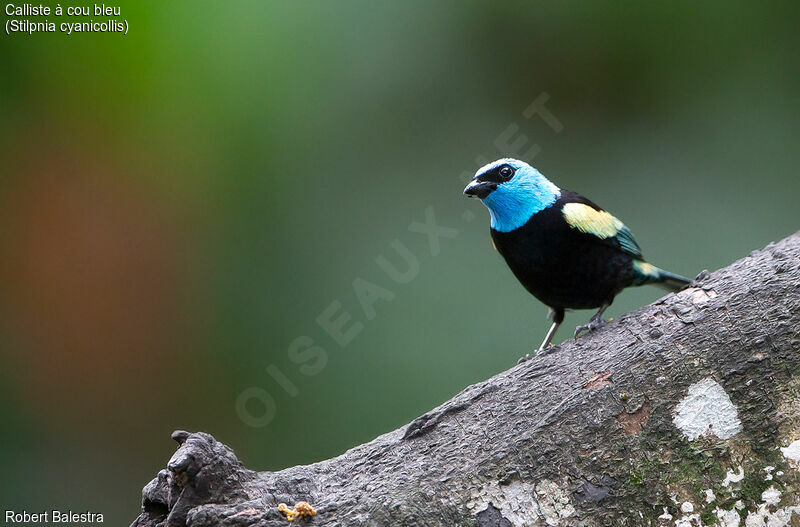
560,193 -> 689,292
613,224 -> 642,259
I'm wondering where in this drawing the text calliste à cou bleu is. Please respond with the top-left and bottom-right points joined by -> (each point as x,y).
5,3 -> 128,35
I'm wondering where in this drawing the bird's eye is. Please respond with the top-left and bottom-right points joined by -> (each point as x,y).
498,165 -> 514,180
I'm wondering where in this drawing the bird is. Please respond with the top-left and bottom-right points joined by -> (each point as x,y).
463,157 -> 691,354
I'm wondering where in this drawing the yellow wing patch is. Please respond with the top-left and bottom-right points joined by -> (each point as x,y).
562,202 -> 623,239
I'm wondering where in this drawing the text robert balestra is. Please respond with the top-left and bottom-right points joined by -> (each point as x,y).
5,510 -> 104,523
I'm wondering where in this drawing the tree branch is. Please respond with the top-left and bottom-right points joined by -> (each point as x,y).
131,231 -> 800,527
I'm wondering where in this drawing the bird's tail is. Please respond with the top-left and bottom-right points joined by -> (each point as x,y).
632,260 -> 691,292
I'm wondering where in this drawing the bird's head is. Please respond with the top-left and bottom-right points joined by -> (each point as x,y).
463,158 -> 561,232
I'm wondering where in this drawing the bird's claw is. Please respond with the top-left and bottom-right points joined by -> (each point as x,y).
521,343 -> 558,363
573,318 -> 605,339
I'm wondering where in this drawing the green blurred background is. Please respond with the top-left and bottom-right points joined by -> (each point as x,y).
1,2 -> 799,524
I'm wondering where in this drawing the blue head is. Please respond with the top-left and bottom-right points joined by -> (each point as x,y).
463,158 -> 561,232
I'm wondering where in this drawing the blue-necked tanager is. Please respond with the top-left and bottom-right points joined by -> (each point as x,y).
464,158 -> 691,353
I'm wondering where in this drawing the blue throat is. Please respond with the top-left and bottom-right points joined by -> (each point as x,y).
483,179 -> 560,232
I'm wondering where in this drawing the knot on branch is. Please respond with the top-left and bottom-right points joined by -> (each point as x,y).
132,431 -> 256,527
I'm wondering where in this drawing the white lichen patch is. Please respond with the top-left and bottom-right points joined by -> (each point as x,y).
763,466 -> 775,481
679,287 -> 718,304
673,378 -> 742,441
466,479 -> 575,526
713,507 -> 740,527
667,484 -> 800,527
675,514 -> 700,527
743,504 -> 800,526
658,505 -> 703,527
711,483 -> 799,527
535,479 -> 576,526
741,481 -> 800,527
761,486 -> 781,506
722,466 -> 745,487
703,489 -> 716,503
466,480 -> 540,525
780,439 -> 800,469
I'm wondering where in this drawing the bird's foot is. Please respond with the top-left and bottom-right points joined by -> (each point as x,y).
519,343 -> 558,363
573,318 -> 606,339
536,343 -> 559,356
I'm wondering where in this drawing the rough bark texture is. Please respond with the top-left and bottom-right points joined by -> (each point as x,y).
131,232 -> 800,527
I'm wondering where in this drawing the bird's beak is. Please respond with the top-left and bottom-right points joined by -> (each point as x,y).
463,180 -> 496,199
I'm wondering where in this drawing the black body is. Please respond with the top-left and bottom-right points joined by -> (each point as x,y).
490,191 -> 637,314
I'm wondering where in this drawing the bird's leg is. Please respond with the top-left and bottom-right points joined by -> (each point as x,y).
520,308 -> 564,363
537,320 -> 561,354
574,303 -> 610,339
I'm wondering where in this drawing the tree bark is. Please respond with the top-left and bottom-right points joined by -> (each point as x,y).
131,232 -> 800,527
